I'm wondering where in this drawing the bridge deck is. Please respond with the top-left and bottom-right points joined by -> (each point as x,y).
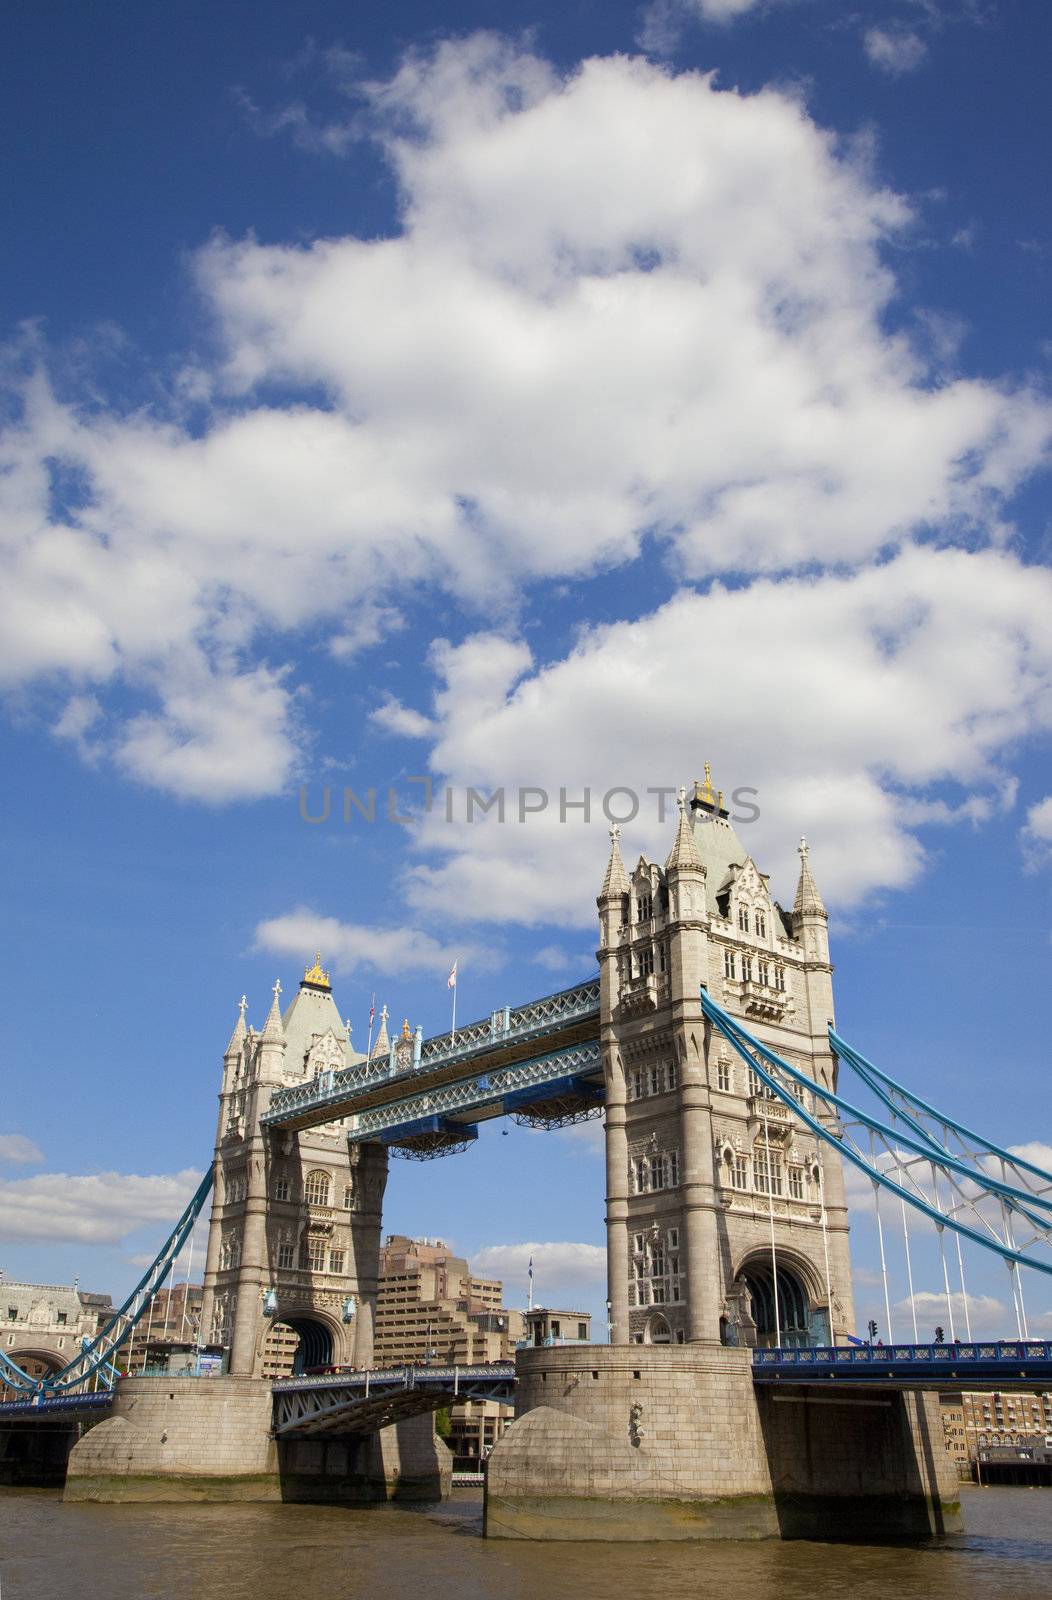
752,1340 -> 1052,1389
262,979 -> 601,1142
272,1363 -> 517,1437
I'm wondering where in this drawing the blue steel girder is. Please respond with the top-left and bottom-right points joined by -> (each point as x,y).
0,1392 -> 115,1422
262,977 -> 600,1134
347,1040 -> 602,1146
700,989 -> 1052,1280
752,1341 -> 1052,1390
272,1364 -> 516,1437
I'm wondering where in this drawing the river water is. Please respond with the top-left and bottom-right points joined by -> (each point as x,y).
2,1487 -> 1051,1600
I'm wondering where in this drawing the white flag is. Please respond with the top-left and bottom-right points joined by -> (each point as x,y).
447,960 -> 458,989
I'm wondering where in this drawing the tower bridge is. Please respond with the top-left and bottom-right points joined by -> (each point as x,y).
6,769 -> 1052,1539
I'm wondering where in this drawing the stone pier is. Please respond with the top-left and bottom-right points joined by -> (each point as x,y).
65,1375 -> 450,1504
484,1345 -> 961,1542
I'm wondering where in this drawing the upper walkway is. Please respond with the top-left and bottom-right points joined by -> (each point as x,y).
262,978 -> 601,1149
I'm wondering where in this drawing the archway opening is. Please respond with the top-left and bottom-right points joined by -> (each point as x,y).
735,1259 -> 815,1349
644,1314 -> 672,1345
264,1317 -> 335,1377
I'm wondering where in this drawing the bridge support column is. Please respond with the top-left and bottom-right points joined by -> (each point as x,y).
485,1346 -> 962,1542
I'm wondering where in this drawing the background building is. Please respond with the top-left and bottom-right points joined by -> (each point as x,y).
124,1283 -> 203,1370
0,1277 -> 112,1397
374,1234 -> 524,1466
941,1389 -> 1052,1480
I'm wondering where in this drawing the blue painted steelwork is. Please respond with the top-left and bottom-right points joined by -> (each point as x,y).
263,977 -> 600,1131
830,1026 -> 1052,1200
700,990 -> 1052,1278
350,1039 -> 602,1145
0,1391 -> 115,1420
272,1362 -> 517,1436
752,1340 -> 1052,1388
0,1168 -> 214,1397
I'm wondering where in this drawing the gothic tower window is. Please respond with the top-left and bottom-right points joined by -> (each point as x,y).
304,1170 -> 332,1206
738,905 -> 750,932
342,1183 -> 353,1209
755,910 -> 767,938
639,945 -> 655,978
753,1140 -> 783,1197
273,1174 -> 290,1201
277,1242 -> 295,1269
637,892 -> 653,922
723,948 -> 736,979
716,1059 -> 731,1092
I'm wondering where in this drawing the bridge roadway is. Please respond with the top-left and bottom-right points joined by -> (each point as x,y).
5,1343 -> 1052,1435
261,977 -> 602,1152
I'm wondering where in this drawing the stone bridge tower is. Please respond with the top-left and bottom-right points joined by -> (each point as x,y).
200,959 -> 389,1376
599,774 -> 855,1348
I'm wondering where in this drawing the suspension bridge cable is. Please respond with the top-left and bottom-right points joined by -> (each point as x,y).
700,989 -> 1052,1281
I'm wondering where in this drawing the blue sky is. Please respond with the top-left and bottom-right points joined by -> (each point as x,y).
1,0 -> 1050,1339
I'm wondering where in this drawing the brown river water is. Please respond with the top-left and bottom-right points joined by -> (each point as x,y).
2,1487 -> 1051,1600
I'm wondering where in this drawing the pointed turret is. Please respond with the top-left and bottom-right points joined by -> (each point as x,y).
371,1004 -> 390,1059
793,837 -> 827,922
599,823 -> 630,899
224,995 -> 248,1058
665,786 -> 703,872
261,978 -> 285,1041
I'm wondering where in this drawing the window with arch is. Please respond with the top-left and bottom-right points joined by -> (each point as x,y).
273,1174 -> 290,1202
304,1170 -> 332,1206
755,910 -> 767,939
637,891 -> 653,922
738,905 -> 749,932
342,1183 -> 353,1209
723,948 -> 736,979
716,1058 -> 731,1092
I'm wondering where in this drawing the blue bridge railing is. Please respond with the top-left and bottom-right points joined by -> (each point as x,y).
752,1340 -> 1052,1384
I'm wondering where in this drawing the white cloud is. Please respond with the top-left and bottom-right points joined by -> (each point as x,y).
530,944 -> 595,976
254,907 -> 502,979
864,27 -> 929,75
369,695 -> 436,739
401,546 -> 1052,926
892,1290 -> 1010,1338
0,1169 -> 202,1245
0,1135 -> 44,1166
1022,798 -> 1052,869
115,660 -> 300,803
472,1240 -> 606,1300
1008,1141 -> 1052,1175
2,39 -> 1049,801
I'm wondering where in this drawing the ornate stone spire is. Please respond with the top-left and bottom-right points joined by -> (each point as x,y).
665,786 -> 703,872
599,823 -> 630,899
261,978 -> 285,1040
793,837 -> 827,921
223,995 -> 248,1058
372,1003 -> 390,1059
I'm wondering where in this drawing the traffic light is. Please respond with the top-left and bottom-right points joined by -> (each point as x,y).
867,1319 -> 878,1342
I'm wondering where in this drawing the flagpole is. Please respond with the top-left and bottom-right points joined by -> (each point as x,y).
451,978 -> 457,1045
366,992 -> 376,1059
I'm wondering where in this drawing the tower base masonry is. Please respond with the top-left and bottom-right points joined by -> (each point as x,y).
483,1346 -> 961,1542
64,1375 -> 451,1505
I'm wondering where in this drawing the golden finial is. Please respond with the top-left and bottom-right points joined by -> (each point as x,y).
400,1017 -> 412,1041
693,760 -> 717,809
303,952 -> 331,989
